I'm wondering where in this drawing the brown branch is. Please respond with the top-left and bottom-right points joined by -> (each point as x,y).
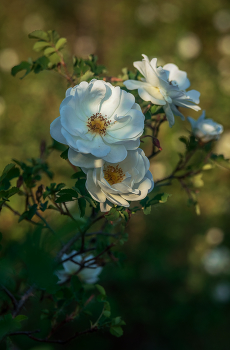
1,285 -> 17,310
13,286 -> 35,318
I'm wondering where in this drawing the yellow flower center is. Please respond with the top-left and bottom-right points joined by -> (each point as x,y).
87,113 -> 111,136
104,165 -> 125,185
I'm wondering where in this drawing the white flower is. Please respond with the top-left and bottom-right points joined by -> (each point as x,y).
50,79 -> 145,169
56,251 -> 102,284
123,54 -> 201,127
82,148 -> 154,212
188,111 -> 223,142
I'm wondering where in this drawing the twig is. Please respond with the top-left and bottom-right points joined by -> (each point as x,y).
35,211 -> 56,235
1,285 -> 17,310
9,330 -> 40,336
13,286 -> 35,318
3,203 -> 41,226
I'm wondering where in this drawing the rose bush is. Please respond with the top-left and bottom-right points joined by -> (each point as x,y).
188,111 -> 223,142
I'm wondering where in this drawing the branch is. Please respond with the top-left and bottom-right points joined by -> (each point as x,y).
1,285 -> 17,310
13,286 -> 35,318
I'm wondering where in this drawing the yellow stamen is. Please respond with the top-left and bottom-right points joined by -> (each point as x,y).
87,113 -> 111,136
104,165 -> 125,185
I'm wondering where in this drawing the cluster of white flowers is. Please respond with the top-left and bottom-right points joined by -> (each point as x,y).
50,79 -> 153,212
50,55 -> 223,213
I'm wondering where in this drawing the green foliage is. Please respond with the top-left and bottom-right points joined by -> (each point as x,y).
73,55 -> 105,80
0,314 -> 27,340
140,193 -> 172,215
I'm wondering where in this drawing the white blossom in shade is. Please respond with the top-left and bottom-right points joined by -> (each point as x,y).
50,79 -> 144,169
82,148 -> 154,212
56,251 -> 102,284
123,54 -> 201,127
188,111 -> 223,143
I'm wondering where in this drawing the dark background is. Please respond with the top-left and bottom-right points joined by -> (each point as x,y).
0,0 -> 230,349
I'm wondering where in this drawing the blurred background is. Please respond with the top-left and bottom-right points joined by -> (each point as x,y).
1,0 -> 230,349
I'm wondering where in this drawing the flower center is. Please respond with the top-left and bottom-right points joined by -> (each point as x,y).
87,113 -> 111,136
104,165 -> 125,185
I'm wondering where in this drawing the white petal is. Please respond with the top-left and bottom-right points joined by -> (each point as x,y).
186,90 -> 200,104
123,139 -> 140,150
81,80 -> 106,117
111,89 -> 135,119
138,87 -> 166,105
100,200 -> 113,212
99,85 -> 121,118
123,80 -> 152,90
163,63 -> 190,90
61,105 -> 88,136
121,176 -> 152,201
187,116 -> 197,129
50,117 -> 67,145
68,148 -> 104,168
107,108 -> 144,140
76,135 -> 111,158
133,59 -> 146,77
163,103 -> 175,127
170,104 -> 185,120
56,270 -> 69,284
103,191 -> 130,207
143,55 -> 161,86
86,170 -> 107,202
103,144 -> 127,163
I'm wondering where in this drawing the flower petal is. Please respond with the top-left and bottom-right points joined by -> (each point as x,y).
81,80 -> 106,117
103,144 -> 127,163
99,85 -> 121,118
163,63 -> 190,90
100,200 -> 113,212
121,176 -> 152,201
163,103 -> 175,127
186,90 -> 200,104
86,170 -> 107,202
123,79 -> 152,90
76,135 -> 111,158
138,87 -> 166,105
68,148 -> 104,168
50,116 -> 67,145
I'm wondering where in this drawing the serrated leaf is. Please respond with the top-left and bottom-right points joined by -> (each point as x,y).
60,148 -> 69,160
11,61 -> 32,78
78,197 -> 86,217
55,38 -> 67,50
33,41 -> 50,52
55,194 -> 75,203
28,30 -> 49,41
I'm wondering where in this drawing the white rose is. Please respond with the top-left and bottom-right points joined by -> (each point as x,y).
50,79 -> 145,169
188,111 -> 223,142
123,54 -> 201,127
56,251 -> 102,284
82,148 -> 154,212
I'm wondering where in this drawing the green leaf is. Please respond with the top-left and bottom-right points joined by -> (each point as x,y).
79,70 -> 94,82
71,170 -> 86,179
55,194 -> 75,203
55,38 -> 67,50
60,148 -> 69,160
105,207 -> 120,221
143,206 -> 151,215
110,326 -> 123,337
11,62 -> 32,78
28,30 -> 49,41
103,310 -> 111,318
0,314 -> 21,340
95,284 -> 106,296
33,41 -> 50,52
48,52 -> 61,64
14,315 -> 28,322
44,47 -> 56,56
78,197 -> 86,217
58,189 -> 79,197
